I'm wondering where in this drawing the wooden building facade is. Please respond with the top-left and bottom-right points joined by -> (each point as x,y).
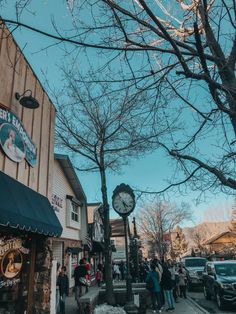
0,23 -> 62,314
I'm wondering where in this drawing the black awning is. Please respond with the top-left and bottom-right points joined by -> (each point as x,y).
66,247 -> 82,254
0,171 -> 62,237
92,241 -> 105,252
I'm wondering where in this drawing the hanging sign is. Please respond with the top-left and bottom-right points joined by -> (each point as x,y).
0,106 -> 37,167
0,238 -> 29,288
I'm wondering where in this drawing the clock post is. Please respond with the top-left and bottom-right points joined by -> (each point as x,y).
112,184 -> 138,313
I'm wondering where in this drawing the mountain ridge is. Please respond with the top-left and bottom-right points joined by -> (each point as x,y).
183,221 -> 229,248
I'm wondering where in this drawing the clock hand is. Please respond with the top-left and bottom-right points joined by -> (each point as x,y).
122,200 -> 128,208
118,194 -> 128,206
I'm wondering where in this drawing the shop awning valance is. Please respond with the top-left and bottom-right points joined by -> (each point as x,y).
0,171 -> 62,237
92,241 -> 105,253
66,247 -> 82,254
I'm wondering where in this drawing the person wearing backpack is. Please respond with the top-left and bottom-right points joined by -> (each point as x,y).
146,263 -> 162,313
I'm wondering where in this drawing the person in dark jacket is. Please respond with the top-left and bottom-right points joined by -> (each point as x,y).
74,258 -> 88,305
57,266 -> 69,314
119,260 -> 125,280
161,264 -> 175,312
146,263 -> 162,313
139,261 -> 147,282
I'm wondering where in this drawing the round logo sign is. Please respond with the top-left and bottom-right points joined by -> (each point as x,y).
0,123 -> 26,163
1,249 -> 23,279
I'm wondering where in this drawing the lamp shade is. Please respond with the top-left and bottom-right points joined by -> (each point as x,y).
19,95 -> 39,109
15,91 -> 40,109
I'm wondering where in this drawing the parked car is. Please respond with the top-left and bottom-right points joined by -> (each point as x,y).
202,260 -> 236,310
182,257 -> 207,289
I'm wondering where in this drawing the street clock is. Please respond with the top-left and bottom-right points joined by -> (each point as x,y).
112,183 -> 135,217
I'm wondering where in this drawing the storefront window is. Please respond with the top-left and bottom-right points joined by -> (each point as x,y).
0,236 -> 32,314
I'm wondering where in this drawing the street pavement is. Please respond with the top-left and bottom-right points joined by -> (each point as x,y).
65,287 -> 208,314
188,289 -> 236,314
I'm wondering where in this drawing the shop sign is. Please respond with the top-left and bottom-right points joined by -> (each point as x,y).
51,194 -> 63,212
0,238 -> 29,288
0,106 -> 37,167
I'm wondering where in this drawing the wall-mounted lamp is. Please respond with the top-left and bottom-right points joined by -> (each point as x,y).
15,90 -> 39,109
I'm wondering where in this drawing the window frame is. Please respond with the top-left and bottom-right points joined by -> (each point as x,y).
66,195 -> 82,229
71,201 -> 79,222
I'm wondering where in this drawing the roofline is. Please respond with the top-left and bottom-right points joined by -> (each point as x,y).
204,231 -> 232,245
54,154 -> 87,202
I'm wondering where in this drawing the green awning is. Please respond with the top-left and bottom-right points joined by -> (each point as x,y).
0,171 -> 62,237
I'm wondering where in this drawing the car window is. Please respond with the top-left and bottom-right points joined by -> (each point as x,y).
185,259 -> 207,267
215,264 -> 236,276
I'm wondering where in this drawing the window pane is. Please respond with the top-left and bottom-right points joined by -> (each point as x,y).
71,202 -> 79,222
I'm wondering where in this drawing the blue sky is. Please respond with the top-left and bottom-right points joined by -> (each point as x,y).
2,1 -> 234,224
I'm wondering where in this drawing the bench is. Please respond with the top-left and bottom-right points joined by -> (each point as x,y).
78,287 -> 100,314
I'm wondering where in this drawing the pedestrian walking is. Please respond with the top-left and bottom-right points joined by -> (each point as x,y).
153,258 -> 164,308
74,258 -> 88,307
114,263 -> 121,281
161,264 -> 175,312
57,266 -> 69,314
146,263 -> 162,313
178,267 -> 187,299
169,262 -> 179,303
85,259 -> 91,291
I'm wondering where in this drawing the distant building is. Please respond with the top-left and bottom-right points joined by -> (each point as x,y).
51,154 -> 88,290
110,218 -> 130,262
204,214 -> 236,259
87,202 -> 105,277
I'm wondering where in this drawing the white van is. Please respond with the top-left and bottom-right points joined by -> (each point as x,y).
182,257 -> 207,289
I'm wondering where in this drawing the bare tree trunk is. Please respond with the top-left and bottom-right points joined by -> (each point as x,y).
99,160 -> 115,305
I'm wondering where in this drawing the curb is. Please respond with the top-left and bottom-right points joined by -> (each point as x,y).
186,296 -> 211,314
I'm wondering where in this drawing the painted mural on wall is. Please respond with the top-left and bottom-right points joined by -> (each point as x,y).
0,106 -> 37,167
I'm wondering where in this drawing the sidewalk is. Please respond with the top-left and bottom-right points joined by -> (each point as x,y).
65,284 -> 101,313
65,290 -> 207,314
145,298 -> 208,314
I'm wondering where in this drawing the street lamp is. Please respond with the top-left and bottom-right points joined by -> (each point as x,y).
112,183 -> 138,314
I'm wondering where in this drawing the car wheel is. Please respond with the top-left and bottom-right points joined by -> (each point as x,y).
203,286 -> 211,300
216,291 -> 225,310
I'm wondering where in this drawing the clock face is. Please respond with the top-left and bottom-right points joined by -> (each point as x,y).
112,191 -> 135,215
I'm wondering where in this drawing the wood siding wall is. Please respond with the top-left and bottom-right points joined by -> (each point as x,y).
0,25 -> 55,199
52,160 -> 82,240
